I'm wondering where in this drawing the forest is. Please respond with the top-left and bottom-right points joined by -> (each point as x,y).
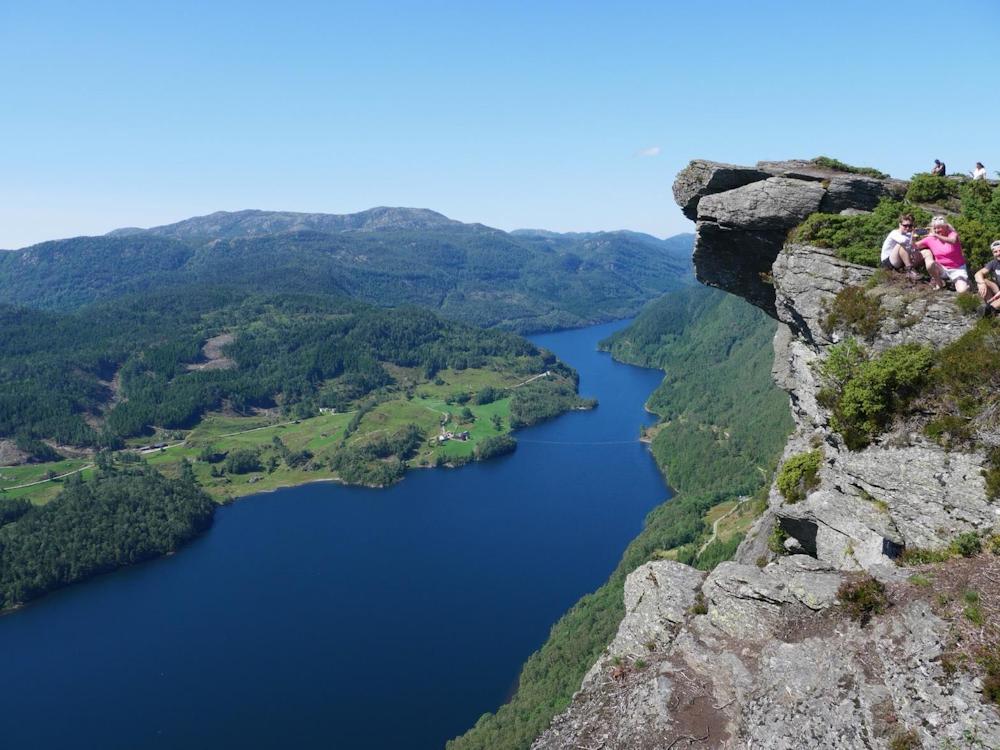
0,289 -> 550,450
0,463 -> 215,610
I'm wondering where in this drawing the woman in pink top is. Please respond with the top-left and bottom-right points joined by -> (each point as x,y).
915,216 -> 970,292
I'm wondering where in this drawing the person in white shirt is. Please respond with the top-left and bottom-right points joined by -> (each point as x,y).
880,213 -> 919,280
972,162 -> 987,181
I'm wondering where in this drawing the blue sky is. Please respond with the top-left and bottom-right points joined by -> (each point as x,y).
2,0 -> 997,248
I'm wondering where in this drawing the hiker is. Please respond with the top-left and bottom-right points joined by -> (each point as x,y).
915,216 -> 969,292
880,213 -> 919,279
932,159 -> 947,176
973,162 -> 988,181
974,240 -> 1000,316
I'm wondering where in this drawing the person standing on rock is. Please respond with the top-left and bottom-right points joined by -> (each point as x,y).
932,159 -> 947,176
880,213 -> 920,280
974,240 -> 1000,316
972,162 -> 988,181
915,216 -> 969,292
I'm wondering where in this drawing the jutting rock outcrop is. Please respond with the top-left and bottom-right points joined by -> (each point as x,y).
672,159 -> 905,314
533,161 -> 1000,749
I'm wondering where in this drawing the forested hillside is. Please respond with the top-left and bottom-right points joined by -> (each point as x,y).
0,463 -> 215,610
448,285 -> 792,750
0,289 -> 562,450
0,209 -> 693,332
602,285 -> 792,500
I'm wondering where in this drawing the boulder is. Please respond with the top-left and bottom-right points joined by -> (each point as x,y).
819,174 -> 899,213
672,160 -> 771,220
696,177 -> 825,230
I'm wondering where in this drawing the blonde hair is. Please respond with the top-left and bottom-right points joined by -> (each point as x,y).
931,215 -> 948,226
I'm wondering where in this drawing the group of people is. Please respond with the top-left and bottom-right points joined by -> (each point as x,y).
930,159 -> 989,180
880,213 -> 1000,316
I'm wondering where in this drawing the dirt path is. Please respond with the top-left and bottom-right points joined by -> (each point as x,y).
5,464 -> 95,490
512,371 -> 552,388
697,498 -> 746,556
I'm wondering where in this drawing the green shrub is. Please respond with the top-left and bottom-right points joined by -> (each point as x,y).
958,181 -> 1000,267
951,214 -> 995,271
811,156 -> 888,180
793,199 -> 929,267
776,450 -> 822,503
905,173 -> 960,204
819,338 -> 868,388
768,522 -> 789,555
929,320 -> 1000,423
837,575 -> 888,624
827,344 -> 934,450
822,286 -> 883,340
950,531 -> 982,557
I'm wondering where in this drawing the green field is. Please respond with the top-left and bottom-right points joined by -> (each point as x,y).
2,366 -> 544,506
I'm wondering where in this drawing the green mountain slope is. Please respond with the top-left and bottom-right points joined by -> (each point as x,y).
0,210 -> 693,332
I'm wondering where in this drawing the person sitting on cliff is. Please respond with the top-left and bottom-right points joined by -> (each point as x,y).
932,159 -> 947,176
880,213 -> 919,280
915,216 -> 969,292
974,240 -> 1000,316
973,162 -> 988,181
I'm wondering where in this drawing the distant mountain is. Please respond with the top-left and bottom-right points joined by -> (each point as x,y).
107,207 -> 460,241
0,208 -> 694,332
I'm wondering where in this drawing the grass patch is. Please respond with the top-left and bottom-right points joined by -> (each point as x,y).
955,292 -> 982,315
899,533 -> 983,566
811,156 -> 888,180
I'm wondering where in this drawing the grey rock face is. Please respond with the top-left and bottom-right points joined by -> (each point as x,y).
535,158 -> 1000,750
533,557 -> 1000,749
690,177 -> 823,314
773,243 -> 971,349
674,159 -> 911,318
819,174 -> 902,213
673,160 -> 771,221
704,557 -> 841,640
697,178 -> 824,231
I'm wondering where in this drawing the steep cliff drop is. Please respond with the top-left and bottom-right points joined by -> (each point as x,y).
532,160 -> 1000,749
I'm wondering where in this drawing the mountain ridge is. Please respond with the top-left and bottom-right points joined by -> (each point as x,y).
0,209 -> 694,333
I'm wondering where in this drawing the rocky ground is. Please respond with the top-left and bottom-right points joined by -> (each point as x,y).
532,160 -> 1000,749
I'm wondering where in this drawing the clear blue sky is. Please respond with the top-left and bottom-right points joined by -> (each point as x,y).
2,0 -> 997,249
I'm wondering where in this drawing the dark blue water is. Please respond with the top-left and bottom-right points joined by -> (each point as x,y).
0,320 -> 669,750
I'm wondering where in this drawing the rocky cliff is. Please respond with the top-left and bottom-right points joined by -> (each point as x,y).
532,161 -> 1000,748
